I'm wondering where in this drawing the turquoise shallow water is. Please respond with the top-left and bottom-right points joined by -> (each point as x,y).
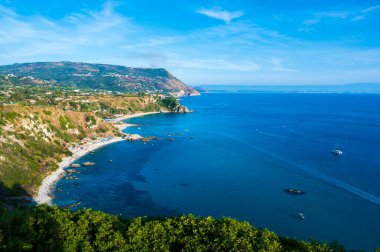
54,93 -> 380,250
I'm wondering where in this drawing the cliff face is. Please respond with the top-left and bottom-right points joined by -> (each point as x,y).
0,62 -> 199,96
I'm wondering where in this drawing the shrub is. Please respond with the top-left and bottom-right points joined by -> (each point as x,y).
0,206 -> 339,252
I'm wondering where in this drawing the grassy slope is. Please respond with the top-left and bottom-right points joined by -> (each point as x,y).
0,105 -> 114,196
0,95 -> 165,197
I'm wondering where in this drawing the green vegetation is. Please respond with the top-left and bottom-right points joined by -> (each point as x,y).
59,115 -> 74,130
0,69 -> 365,252
0,105 -> 111,196
0,205 -> 342,252
0,62 -> 198,95
0,83 -> 180,198
85,114 -> 96,125
159,96 -> 179,110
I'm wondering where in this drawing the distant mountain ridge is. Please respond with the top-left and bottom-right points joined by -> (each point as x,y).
0,62 -> 199,96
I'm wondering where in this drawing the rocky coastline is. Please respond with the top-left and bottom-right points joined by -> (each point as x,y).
34,107 -> 192,206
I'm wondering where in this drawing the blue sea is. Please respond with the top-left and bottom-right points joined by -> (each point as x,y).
53,93 -> 380,250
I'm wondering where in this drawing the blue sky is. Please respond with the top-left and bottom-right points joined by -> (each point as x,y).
0,0 -> 380,85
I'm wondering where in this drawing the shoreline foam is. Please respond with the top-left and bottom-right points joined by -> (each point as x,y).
34,111 -> 160,205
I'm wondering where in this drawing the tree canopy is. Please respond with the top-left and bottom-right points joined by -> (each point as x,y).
0,205 -> 344,252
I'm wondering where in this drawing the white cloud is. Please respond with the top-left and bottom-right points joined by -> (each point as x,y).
271,58 -> 297,73
301,11 -> 348,27
0,1 -> 133,62
351,15 -> 365,21
170,59 -> 260,72
301,5 -> 380,27
362,4 -> 380,13
349,4 -> 380,22
196,8 -> 244,24
0,2 -> 379,85
319,11 -> 348,19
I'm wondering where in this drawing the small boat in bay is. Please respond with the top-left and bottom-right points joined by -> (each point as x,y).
332,143 -> 343,156
285,189 -> 305,195
70,163 -> 81,168
332,148 -> 343,156
297,213 -> 305,220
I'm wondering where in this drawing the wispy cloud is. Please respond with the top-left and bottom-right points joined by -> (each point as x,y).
300,4 -> 380,28
350,4 -> 380,21
0,2 -> 133,61
271,58 -> 297,72
171,59 -> 260,71
300,11 -> 348,30
362,4 -> 380,13
196,8 -> 244,24
0,1 -> 379,85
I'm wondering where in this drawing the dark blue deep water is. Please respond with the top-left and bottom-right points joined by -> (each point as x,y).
54,93 -> 380,250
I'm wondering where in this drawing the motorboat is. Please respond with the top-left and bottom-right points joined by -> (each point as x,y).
285,189 -> 305,195
332,148 -> 343,156
297,213 -> 305,220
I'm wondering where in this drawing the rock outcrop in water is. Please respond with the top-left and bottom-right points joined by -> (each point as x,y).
124,134 -> 143,141
171,105 -> 191,113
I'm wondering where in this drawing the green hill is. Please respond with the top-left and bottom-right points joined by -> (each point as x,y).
0,62 -> 199,96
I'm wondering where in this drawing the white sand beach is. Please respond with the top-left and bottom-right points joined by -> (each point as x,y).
34,111 -> 161,205
112,111 -> 161,122
34,137 -> 124,205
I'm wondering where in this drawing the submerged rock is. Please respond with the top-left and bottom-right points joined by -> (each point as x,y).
66,169 -> 79,173
64,175 -> 79,180
82,162 -> 95,166
142,136 -> 160,142
62,201 -> 81,209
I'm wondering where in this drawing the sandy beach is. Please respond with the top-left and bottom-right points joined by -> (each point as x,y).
34,111 -> 159,205
112,111 -> 161,123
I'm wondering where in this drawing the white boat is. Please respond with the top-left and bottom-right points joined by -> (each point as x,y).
332,142 -> 343,156
332,149 -> 343,156
297,212 -> 305,220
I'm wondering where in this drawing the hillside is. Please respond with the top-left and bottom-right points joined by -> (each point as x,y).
0,92 -> 176,198
0,62 -> 199,96
0,105 -> 115,196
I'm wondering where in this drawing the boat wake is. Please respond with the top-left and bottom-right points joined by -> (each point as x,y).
253,144 -> 380,206
255,129 -> 289,140
282,125 -> 297,133
227,132 -> 380,206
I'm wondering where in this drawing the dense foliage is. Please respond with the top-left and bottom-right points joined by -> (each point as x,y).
0,205 -> 342,252
159,97 -> 179,110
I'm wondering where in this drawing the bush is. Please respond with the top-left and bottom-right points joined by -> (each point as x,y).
59,115 -> 74,130
43,110 -> 52,116
0,206 -> 338,252
160,97 -> 178,109
85,115 -> 96,125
